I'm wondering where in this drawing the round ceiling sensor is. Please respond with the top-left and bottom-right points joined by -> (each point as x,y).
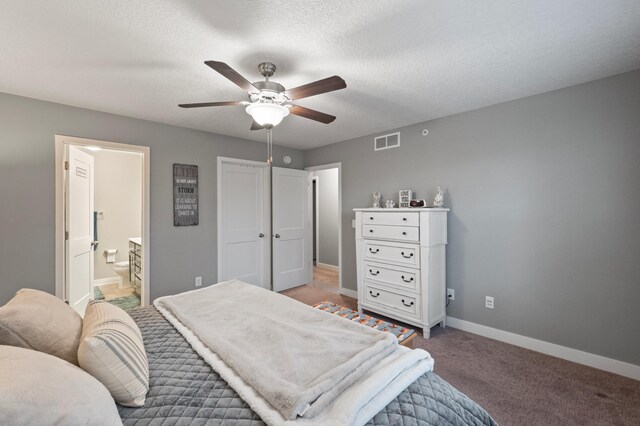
283,155 -> 292,165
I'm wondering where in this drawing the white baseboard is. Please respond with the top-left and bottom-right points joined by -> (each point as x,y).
93,276 -> 122,288
339,288 -> 358,299
316,262 -> 339,271
447,317 -> 640,381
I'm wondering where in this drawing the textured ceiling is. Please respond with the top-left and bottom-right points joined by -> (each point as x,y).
1,0 -> 639,149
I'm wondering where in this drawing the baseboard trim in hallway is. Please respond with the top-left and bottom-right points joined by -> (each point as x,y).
447,317 -> 640,380
339,288 -> 357,298
316,262 -> 339,271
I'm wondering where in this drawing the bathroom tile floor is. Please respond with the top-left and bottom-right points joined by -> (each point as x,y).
98,282 -> 136,300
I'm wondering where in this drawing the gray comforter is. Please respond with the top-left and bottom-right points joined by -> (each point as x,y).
119,306 -> 497,426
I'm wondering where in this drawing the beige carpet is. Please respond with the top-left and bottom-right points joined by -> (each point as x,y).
281,284 -> 640,426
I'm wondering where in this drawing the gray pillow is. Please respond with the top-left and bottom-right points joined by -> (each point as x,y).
0,345 -> 122,425
0,288 -> 83,365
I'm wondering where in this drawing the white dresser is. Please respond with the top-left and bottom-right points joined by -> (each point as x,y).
354,208 -> 448,338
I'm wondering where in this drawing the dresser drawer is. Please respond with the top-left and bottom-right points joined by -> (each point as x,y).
363,212 -> 419,227
364,283 -> 421,319
364,241 -> 420,268
364,262 -> 420,293
363,225 -> 419,242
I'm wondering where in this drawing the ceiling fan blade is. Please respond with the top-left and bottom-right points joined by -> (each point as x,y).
284,76 -> 346,100
205,61 -> 260,94
178,101 -> 243,108
289,105 -> 336,124
250,120 -> 264,131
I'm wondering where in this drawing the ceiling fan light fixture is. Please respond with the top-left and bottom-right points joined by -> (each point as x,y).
245,103 -> 289,127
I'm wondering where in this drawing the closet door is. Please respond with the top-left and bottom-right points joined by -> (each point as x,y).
272,167 -> 312,292
218,159 -> 269,288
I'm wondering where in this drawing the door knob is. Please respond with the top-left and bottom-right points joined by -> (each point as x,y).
258,233 -> 264,238
274,234 -> 281,239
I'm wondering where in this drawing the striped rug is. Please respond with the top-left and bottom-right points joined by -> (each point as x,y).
313,301 -> 415,344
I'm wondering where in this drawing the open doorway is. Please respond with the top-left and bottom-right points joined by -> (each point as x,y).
306,163 -> 342,295
55,136 -> 150,315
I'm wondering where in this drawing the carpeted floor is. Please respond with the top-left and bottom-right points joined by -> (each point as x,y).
281,284 -> 640,426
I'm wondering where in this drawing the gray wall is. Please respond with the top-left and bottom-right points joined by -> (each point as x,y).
0,92 -> 303,305
304,70 -> 640,366
313,168 -> 339,267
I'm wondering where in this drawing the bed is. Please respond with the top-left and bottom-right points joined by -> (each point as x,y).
119,305 -> 497,426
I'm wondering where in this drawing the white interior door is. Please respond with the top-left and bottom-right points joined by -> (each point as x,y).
218,160 -> 269,288
65,145 -> 94,316
272,167 -> 312,292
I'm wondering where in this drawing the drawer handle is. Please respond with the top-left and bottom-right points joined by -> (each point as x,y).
401,275 -> 414,282
401,299 -> 414,307
369,290 -> 380,298
402,231 -> 407,236
369,248 -> 380,254
370,216 -> 374,220
400,252 -> 413,258
369,269 -> 380,276
402,217 -> 407,221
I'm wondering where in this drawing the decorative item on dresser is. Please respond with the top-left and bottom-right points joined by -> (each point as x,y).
354,207 -> 448,338
372,191 -> 381,208
434,186 -> 444,208
398,190 -> 413,208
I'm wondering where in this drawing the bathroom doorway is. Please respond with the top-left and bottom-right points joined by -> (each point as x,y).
55,135 -> 150,315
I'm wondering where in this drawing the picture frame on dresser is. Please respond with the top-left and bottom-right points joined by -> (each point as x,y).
354,207 -> 449,338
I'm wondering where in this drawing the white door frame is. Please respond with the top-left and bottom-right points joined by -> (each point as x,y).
305,163 -> 347,297
216,156 -> 271,288
55,135 -> 151,307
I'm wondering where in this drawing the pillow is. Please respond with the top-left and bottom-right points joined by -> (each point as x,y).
0,345 -> 122,425
0,288 -> 83,365
78,300 -> 149,407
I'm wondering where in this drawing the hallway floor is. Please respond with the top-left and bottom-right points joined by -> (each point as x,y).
309,265 -> 339,294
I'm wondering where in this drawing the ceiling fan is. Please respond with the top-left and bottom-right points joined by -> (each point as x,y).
179,61 -> 346,130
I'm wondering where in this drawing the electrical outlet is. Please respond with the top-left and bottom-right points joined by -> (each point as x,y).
447,288 -> 455,301
195,276 -> 202,287
485,296 -> 494,309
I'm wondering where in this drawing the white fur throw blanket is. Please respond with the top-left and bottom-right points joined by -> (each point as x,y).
155,280 -> 434,425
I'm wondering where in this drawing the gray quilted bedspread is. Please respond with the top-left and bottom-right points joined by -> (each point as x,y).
119,306 -> 496,426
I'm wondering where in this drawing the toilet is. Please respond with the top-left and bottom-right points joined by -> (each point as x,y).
113,261 -> 131,288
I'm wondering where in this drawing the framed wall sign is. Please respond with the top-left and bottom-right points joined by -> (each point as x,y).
399,189 -> 413,208
173,164 -> 199,226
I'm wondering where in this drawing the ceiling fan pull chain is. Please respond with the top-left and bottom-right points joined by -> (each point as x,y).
266,128 -> 273,166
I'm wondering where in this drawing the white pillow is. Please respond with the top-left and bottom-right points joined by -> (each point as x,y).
78,300 -> 149,407
0,345 -> 122,425
0,288 -> 83,365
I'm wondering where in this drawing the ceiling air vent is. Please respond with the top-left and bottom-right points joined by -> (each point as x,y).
374,132 -> 400,151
